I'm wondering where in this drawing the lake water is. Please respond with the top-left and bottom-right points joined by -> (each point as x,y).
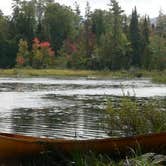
0,77 -> 165,139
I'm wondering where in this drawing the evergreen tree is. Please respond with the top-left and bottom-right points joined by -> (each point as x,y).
35,0 -> 54,39
109,0 -> 123,43
91,9 -> 106,43
0,11 -> 17,68
156,10 -> 166,38
108,0 -> 130,70
142,16 -> 150,44
129,7 -> 142,67
73,2 -> 82,38
122,14 -> 129,36
84,1 -> 94,59
74,1 -> 81,17
141,16 -> 150,69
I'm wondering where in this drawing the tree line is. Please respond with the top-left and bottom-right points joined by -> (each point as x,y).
0,0 -> 165,70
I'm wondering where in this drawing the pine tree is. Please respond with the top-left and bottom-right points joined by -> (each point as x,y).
156,10 -> 166,38
129,7 -> 142,67
84,2 -> 94,58
122,14 -> 129,36
142,16 -> 150,44
109,0 -> 124,42
141,16 -> 150,69
91,9 -> 106,44
107,0 -> 130,70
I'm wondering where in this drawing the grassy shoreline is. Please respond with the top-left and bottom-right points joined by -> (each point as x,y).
0,69 -> 135,77
0,69 -> 165,83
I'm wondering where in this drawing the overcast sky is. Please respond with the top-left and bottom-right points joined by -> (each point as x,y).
0,0 -> 165,18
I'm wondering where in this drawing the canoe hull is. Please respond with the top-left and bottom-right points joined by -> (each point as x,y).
0,132 -> 166,161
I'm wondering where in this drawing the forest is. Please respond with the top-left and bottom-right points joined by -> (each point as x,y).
0,0 -> 165,70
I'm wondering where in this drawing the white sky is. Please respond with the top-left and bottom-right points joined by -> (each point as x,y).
0,0 -> 165,18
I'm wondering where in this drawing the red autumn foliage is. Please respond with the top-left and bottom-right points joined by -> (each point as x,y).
40,42 -> 50,48
32,37 -> 55,56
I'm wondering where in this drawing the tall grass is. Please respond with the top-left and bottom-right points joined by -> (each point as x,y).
71,152 -> 164,166
106,97 -> 166,136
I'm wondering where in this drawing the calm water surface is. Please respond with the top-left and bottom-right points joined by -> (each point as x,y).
0,77 -> 165,139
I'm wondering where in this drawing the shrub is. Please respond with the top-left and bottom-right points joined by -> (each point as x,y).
16,38 -> 55,68
32,38 -> 55,68
16,39 -> 29,67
